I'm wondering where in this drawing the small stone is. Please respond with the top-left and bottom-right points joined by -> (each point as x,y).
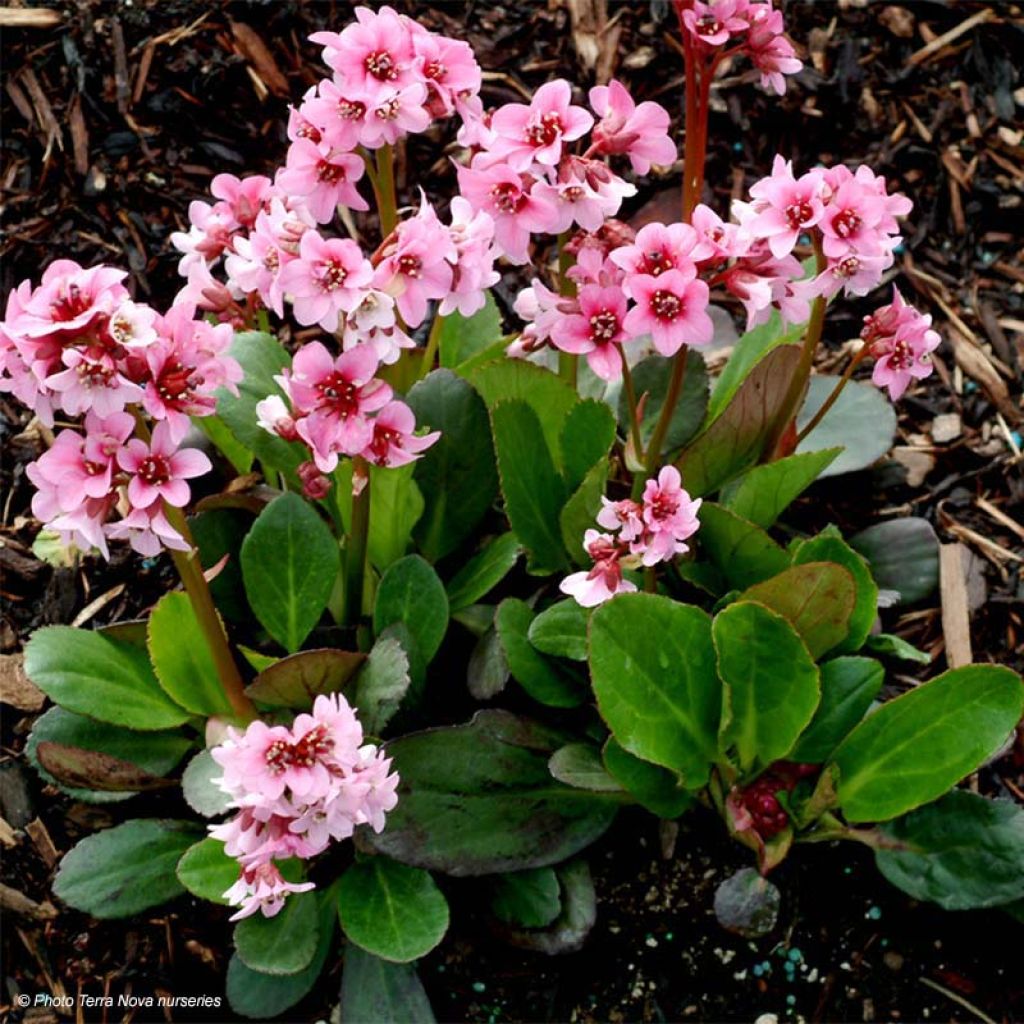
931,412 -> 962,444
472,982 -> 486,994
883,951 -> 904,972
754,1015 -> 778,1024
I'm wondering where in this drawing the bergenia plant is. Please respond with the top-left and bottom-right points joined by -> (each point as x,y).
5,2 -> 1023,1017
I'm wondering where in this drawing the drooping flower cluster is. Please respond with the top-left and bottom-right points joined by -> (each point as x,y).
0,260 -> 233,555
861,288 -> 941,400
561,466 -> 702,607
727,762 -> 818,841
210,693 -> 399,920
673,0 -> 803,95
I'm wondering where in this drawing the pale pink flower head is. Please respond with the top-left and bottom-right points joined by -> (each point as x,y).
680,0 -> 751,47
210,173 -> 275,232
45,349 -> 143,417
311,6 -> 416,97
224,862 -> 316,922
351,744 -> 400,833
551,284 -> 628,382
560,530 -> 637,608
745,7 -> 803,95
359,83 -> 431,148
412,31 -> 482,117
744,156 -> 826,259
610,222 -> 709,295
690,203 -> 744,264
533,159 -> 635,236
14,260 -> 128,340
590,80 -> 677,174
638,466 -> 702,565
513,278 -> 565,346
623,268 -> 713,357
818,177 -> 890,260
488,79 -> 594,172
300,79 -> 367,153
105,503 -> 189,557
362,400 -> 440,468
596,497 -> 645,543
275,139 -> 368,223
439,197 -> 500,317
256,395 -> 299,441
863,289 -> 940,400
117,421 -> 212,510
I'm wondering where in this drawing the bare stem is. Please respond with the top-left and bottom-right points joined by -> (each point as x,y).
557,232 -> 578,387
643,351 -> 688,479
375,144 -> 398,236
619,348 -> 644,467
419,310 -> 444,379
344,457 -> 372,627
795,345 -> 871,445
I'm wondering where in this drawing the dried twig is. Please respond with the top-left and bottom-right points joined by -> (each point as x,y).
939,543 -> 972,669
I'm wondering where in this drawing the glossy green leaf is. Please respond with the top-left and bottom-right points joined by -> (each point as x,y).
353,635 -> 412,735
496,598 -> 585,707
337,858 -> 449,963
548,743 -> 623,792
406,369 -> 498,561
339,946 -> 436,1024
618,350 -> 708,456
790,657 -> 884,763
560,398 -> 617,491
181,749 -> 233,818
374,555 -> 449,666
189,508 -> 253,623
849,517 -> 939,605
589,594 -> 720,786
740,562 -> 856,659
721,448 -> 841,527
240,493 -> 339,653
491,400 -> 569,574
54,819 -> 200,918
696,504 -> 789,590
796,376 -> 897,477
367,462 -> 424,571
176,838 -> 237,905
713,601 -> 820,771
194,413 -> 253,474
235,887 -> 319,976
490,868 -> 561,928
831,665 -> 1024,823
602,738 -> 692,819
528,599 -> 588,661
25,626 -> 190,730
467,625 -> 509,701
360,710 -> 618,875
446,533 -> 521,612
560,459 -> 608,565
863,633 -> 931,664
438,292 -> 503,368
876,791 -> 1024,910
244,648 -> 365,710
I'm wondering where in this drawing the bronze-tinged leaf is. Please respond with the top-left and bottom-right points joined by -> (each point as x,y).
35,742 -> 176,792
244,648 -> 366,710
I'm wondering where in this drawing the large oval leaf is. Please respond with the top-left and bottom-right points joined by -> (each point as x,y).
339,946 -> 436,1024
713,601 -> 820,772
602,738 -> 692,819
337,858 -> 449,962
849,517 -> 939,606
490,868 -> 562,928
54,819 -> 201,918
240,493 -> 339,653
438,293 -> 503,368
695,504 -> 789,590
176,838 -> 238,905
589,594 -> 720,787
25,626 -> 190,730
374,555 -> 449,666
244,648 -> 365,710
234,887 -> 319,976
359,710 -> 618,875
445,533 -> 521,612
830,665 -> 1024,823
721,448 -> 841,528
561,398 -> 617,491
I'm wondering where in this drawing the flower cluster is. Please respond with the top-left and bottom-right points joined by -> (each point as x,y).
0,260 -> 233,555
561,466 -> 702,607
673,0 -> 803,95
862,288 -> 941,400
210,693 -> 399,920
727,761 -> 818,841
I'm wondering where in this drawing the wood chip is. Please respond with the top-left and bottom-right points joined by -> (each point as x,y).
946,328 -> 1020,424
0,881 -> 58,920
17,67 -> 62,158
0,652 -> 45,711
230,21 -> 290,99
892,447 -> 935,487
975,496 -> 1024,544
0,816 -> 17,847
0,7 -> 63,27
25,818 -> 59,867
939,543 -> 972,669
907,8 -> 995,66
68,92 -> 89,176
931,412 -> 962,444
69,582 -> 125,628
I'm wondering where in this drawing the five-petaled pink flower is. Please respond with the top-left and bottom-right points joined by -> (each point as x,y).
623,268 -> 713,356
551,284 -> 628,381
279,232 -> 374,331
118,421 -> 212,509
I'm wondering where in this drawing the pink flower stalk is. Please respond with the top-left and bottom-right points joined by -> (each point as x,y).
278,231 -> 374,331
118,421 -> 212,510
862,289 -> 940,400
623,268 -> 713,356
589,80 -> 677,174
638,466 -> 702,565
560,530 -> 637,608
550,284 -> 629,381
362,400 -> 440,468
488,79 -> 594,172
275,139 -> 368,223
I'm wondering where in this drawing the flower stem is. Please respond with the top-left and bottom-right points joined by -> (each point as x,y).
344,457 -> 371,627
419,310 -> 444,379
795,345 -> 871,446
557,232 -> 578,387
619,348 -> 644,466
643,350 -> 688,479
375,144 -> 398,237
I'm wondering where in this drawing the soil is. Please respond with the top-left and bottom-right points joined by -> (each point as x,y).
2,1 -> 1022,1022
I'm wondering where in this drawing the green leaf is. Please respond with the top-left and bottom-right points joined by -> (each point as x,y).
407,369 -> 498,561
339,946 -> 436,1024
446,533 -> 522,612
216,331 -> 303,475
25,626 -> 190,731
193,412 -> 253,474
337,858 -> 449,963
602,738 -> 692,819
33,742 -> 175,793
589,594 -> 720,786
244,648 -> 365,710
713,601 -> 820,772
708,313 -> 805,421
560,398 -> 617,491
790,657 -> 884,763
560,459 -> 608,565
176,838 -> 237,905
876,791 -> 1024,910
360,710 -> 618,875
366,463 -> 424,572
831,665 -> 1024,823
791,527 -> 879,654
863,633 -> 931,664
495,598 -> 585,708
189,508 -> 253,623
796,376 -> 897,477
468,359 -> 578,471
492,401 -> 569,574
849,518 -> 939,605
739,562 -> 857,659
618,350 -> 708,456
26,707 -> 191,804
353,635 -> 412,735
240,493 -> 340,653
490,868 -> 561,928
548,743 -> 623,792
235,887 -> 319,976
54,819 -> 200,918
676,344 -> 803,497
721,449 -> 841,528
528,599 -> 588,662
467,625 -> 510,701
181,749 -> 232,818
147,592 -> 234,716
374,555 -> 449,666
438,292 -> 503,368
696,504 -> 789,590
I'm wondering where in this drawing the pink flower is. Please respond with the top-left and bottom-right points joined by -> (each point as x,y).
45,349 -> 143,417
210,173 -> 275,232
256,395 -> 299,441
359,84 -> 431,148
300,79 -> 370,153
533,161 -> 635,235
439,197 -> 500,317
680,0 -> 750,47
513,278 -> 565,346
596,497 -> 645,542
863,289 -> 940,400
551,285 -> 629,381
589,80 -> 677,174
312,7 -> 416,96
747,12 -> 803,96
278,231 -> 374,331
411,30 -> 482,117
362,400 -> 440,467
623,268 -> 713,356
818,177 -> 890,260
488,80 -> 594,171
743,156 -> 826,259
637,466 -> 701,565
560,530 -> 637,608
275,139 -> 368,223
105,503 -> 189,556
12,260 -> 128,340
610,222 -> 709,292
117,421 -> 212,509
224,862 -> 316,922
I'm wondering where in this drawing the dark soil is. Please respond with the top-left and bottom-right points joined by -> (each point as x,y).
2,1 -> 1022,1022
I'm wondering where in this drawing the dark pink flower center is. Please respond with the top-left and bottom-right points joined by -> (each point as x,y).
785,200 -> 814,230
832,208 -> 861,238
885,338 -> 912,370
338,99 -> 366,121
369,426 -> 401,464
697,14 -> 722,36
424,59 -> 446,81
318,260 -> 348,292
365,50 -> 397,82
651,290 -> 683,321
296,120 -> 321,142
490,182 -> 524,214
649,490 -> 679,520
50,284 -> 92,322
375,96 -> 402,121
76,361 -> 115,387
526,112 -> 562,147
264,727 -> 334,773
834,255 -> 860,278
317,160 -> 346,185
156,359 -> 198,403
641,250 -> 676,276
317,371 -> 359,417
589,310 -> 620,343
138,454 -> 170,486
397,254 -> 422,278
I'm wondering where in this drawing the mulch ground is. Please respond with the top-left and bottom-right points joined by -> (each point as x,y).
2,1 -> 1022,1021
